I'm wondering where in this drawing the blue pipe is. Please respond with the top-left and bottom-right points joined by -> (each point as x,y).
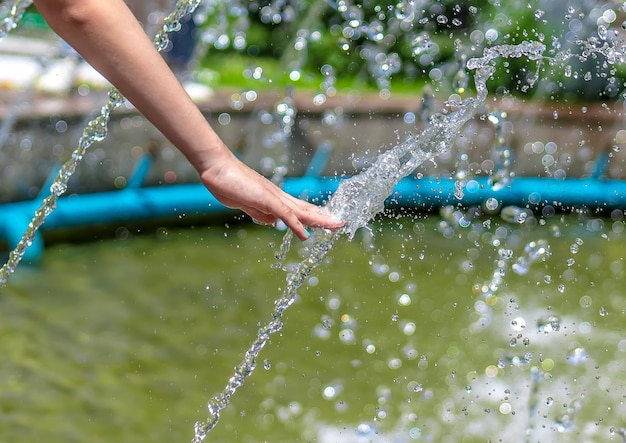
590,151 -> 611,180
2,175 -> 626,262
305,142 -> 333,177
126,153 -> 153,189
388,176 -> 626,210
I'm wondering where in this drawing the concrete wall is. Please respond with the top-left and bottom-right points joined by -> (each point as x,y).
1,90 -> 624,203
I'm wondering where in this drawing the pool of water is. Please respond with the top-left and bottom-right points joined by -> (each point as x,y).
1,214 -> 625,442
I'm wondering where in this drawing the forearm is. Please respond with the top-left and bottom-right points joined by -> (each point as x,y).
32,0 -> 229,174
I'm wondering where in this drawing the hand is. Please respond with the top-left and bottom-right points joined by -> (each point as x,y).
199,153 -> 344,241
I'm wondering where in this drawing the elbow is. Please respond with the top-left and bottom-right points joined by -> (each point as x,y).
33,0 -> 94,30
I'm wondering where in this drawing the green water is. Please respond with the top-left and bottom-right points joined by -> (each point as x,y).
1,215 -> 625,442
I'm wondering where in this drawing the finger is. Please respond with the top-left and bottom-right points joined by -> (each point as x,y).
288,201 -> 345,229
273,205 -> 309,241
243,207 -> 277,226
244,203 -> 308,241
280,192 -> 340,220
238,186 -> 311,239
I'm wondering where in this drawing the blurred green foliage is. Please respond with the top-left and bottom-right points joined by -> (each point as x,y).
18,1 -> 624,100
194,0 -> 626,101
196,0 -> 488,94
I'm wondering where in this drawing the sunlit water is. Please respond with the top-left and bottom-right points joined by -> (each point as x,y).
2,217 -> 626,442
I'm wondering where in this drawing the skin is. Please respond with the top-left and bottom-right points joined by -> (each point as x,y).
32,0 -> 344,240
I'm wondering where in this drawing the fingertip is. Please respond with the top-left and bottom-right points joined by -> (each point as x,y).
294,226 -> 309,241
330,213 -> 347,225
278,214 -> 309,241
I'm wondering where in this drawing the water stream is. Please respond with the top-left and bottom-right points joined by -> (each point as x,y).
0,0 -> 203,287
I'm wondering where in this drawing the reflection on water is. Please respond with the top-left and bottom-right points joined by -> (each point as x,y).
1,215 -> 625,442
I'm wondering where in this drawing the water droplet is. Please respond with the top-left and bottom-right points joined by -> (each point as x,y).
356,422 -> 374,436
564,65 -> 572,77
339,328 -> 356,344
387,358 -> 402,369
485,198 -> 499,211
599,306 -> 608,316
500,206 -> 529,224
398,293 -> 412,306
322,385 -> 339,400
322,317 -> 333,329
409,427 -> 422,439
499,402 -> 512,414
579,295 -> 592,308
511,317 -> 526,331
402,322 -> 416,336
566,347 -> 589,365
409,381 -> 423,392
403,347 -> 418,360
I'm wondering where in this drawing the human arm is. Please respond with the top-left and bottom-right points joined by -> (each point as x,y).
32,0 -> 344,240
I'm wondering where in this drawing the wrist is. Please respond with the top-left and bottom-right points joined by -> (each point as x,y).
195,143 -> 238,182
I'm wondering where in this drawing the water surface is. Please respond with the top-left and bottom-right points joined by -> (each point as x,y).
1,215 -> 625,442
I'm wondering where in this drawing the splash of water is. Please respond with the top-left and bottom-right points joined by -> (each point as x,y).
333,42 -> 545,237
0,0 -> 202,288
191,40 -> 547,441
